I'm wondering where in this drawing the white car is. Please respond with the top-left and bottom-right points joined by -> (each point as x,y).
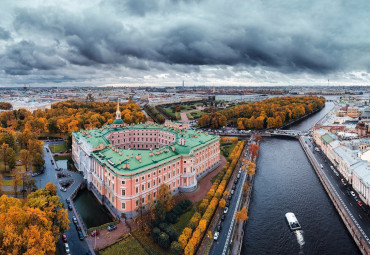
213,231 -> 220,241
64,243 -> 70,254
350,191 -> 356,197
224,207 -> 229,214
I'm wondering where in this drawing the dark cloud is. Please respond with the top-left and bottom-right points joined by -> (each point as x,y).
0,27 -> 10,40
0,0 -> 369,85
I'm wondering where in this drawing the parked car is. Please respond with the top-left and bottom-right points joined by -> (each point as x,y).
62,234 -> 67,243
238,170 -> 242,174
226,201 -> 230,207
224,207 -> 229,214
237,174 -> 241,179
354,196 -> 359,202
86,252 -> 93,255
232,185 -> 236,190
358,201 -> 364,206
221,214 -> 226,221
72,216 -> 78,225
228,195 -> 232,200
234,179 -> 238,184
91,230 -> 100,237
341,179 -> 347,186
64,243 -> 70,254
107,225 -> 117,231
214,231 -> 220,241
217,225 -> 222,232
68,204 -> 73,211
78,231 -> 84,240
231,190 -> 235,195
350,191 -> 356,197
76,225 -> 81,231
66,199 -> 70,204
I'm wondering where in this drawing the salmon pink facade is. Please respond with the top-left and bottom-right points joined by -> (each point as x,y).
72,107 -> 220,218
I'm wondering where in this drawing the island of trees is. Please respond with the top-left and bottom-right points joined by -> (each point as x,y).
197,96 -> 326,129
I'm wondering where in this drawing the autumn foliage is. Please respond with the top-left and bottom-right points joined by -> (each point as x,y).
197,96 -> 326,129
0,182 -> 69,255
0,99 -> 146,136
179,140 -> 245,255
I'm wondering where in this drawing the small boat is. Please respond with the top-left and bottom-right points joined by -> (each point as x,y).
285,212 -> 301,231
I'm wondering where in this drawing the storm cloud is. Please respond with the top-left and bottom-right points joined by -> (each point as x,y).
0,0 -> 370,86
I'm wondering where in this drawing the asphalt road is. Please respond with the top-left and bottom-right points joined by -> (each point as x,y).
301,136 -> 370,246
209,139 -> 252,255
33,143 -> 91,255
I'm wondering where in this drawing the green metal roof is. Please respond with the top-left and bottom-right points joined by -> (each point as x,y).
73,123 -> 219,175
321,134 -> 334,144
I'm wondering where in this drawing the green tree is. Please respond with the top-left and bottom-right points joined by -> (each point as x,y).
6,147 -> 16,171
32,152 -> 45,172
159,232 -> 170,249
20,149 -> 31,171
170,241 -> 182,255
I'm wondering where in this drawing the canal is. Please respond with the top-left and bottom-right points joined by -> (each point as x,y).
73,189 -> 114,229
242,101 -> 360,254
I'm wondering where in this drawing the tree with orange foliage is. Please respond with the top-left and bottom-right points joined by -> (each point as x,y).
235,207 -> 248,223
248,144 -> 260,160
219,198 -> 226,208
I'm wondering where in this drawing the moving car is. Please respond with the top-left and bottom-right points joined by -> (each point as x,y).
107,225 -> 117,231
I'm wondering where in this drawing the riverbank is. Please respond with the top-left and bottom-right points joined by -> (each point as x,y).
299,136 -> 370,255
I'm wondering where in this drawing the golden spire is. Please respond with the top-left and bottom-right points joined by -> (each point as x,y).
116,98 -> 120,113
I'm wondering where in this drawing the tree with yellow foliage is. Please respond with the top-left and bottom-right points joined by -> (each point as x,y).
219,198 -> 226,208
0,183 -> 69,255
235,207 -> 248,223
157,184 -> 175,212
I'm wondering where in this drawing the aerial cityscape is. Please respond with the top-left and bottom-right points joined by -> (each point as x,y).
0,1 -> 370,255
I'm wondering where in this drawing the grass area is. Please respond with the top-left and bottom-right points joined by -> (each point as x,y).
190,111 -> 202,119
54,155 -> 71,161
220,142 -> 237,158
49,144 -> 67,153
134,229 -> 167,255
175,112 -> 181,120
1,179 -> 13,186
99,234 -> 147,255
173,207 -> 195,234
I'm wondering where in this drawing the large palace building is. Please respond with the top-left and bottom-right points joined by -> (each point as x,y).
72,101 -> 220,218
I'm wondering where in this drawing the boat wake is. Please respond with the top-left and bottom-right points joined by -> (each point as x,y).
295,230 -> 305,254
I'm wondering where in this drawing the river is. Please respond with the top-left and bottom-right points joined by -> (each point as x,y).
241,101 -> 360,255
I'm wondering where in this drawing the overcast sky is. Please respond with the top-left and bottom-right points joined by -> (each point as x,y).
0,0 -> 369,87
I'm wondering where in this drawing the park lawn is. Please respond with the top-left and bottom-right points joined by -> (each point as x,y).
190,111 -> 203,119
54,155 -> 71,161
175,112 -> 181,120
173,207 -> 195,235
99,234 -> 147,255
186,113 -> 193,120
133,230 -> 167,255
220,142 -> 237,158
1,179 -> 13,186
49,144 -> 67,153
